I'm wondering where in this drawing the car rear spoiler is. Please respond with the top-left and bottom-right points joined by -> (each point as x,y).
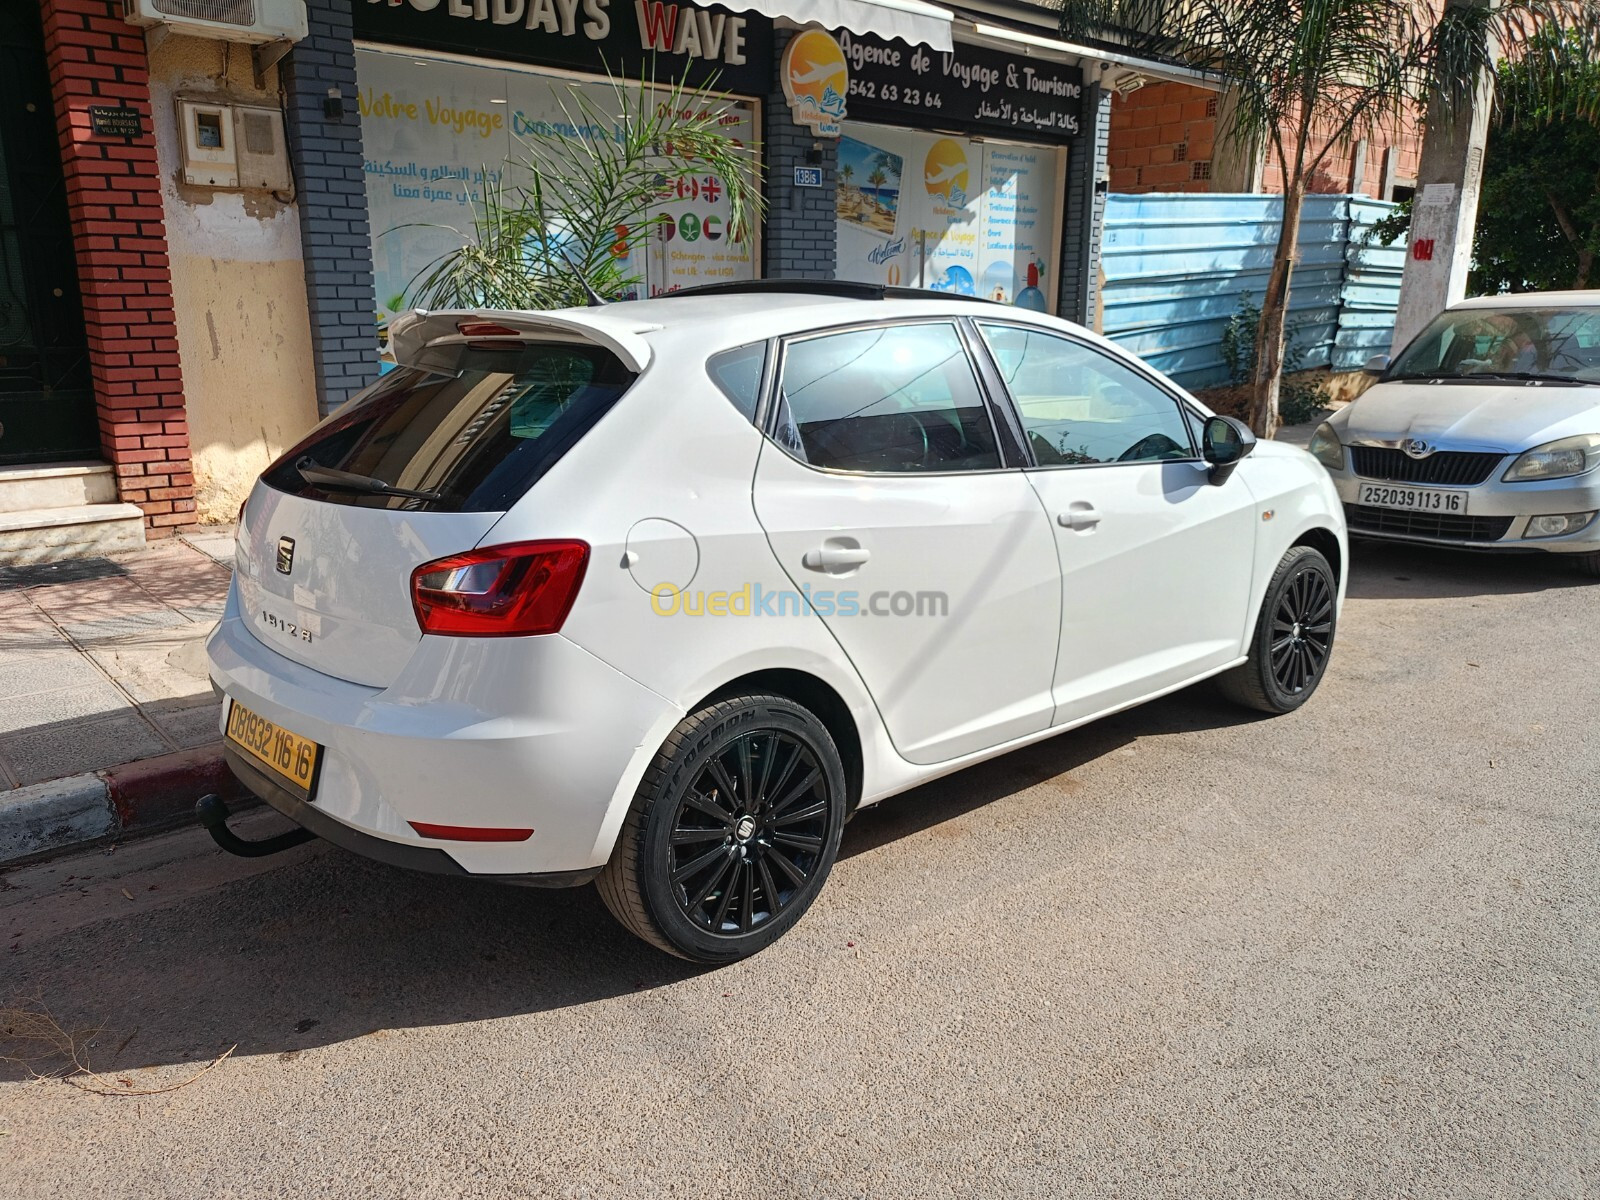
388,309 -> 656,374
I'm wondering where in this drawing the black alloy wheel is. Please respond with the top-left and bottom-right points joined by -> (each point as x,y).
1217,545 -> 1338,714
597,693 -> 846,962
1269,562 -> 1334,696
667,729 -> 831,936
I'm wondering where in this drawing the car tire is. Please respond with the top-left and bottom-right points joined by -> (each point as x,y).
596,693 -> 847,963
1570,552 -> 1600,579
1216,545 -> 1338,715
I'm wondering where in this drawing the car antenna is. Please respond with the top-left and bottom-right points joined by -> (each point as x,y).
559,248 -> 608,307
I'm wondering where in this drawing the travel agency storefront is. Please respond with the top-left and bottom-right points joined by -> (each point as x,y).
349,1 -> 777,330
818,26 -> 1085,311
287,0 -> 1112,411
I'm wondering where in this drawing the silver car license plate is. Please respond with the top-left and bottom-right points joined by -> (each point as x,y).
1358,482 -> 1467,514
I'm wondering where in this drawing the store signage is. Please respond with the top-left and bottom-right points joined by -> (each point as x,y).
88,105 -> 144,139
793,165 -> 823,187
780,28 -> 848,137
836,31 -> 1084,143
354,0 -> 772,96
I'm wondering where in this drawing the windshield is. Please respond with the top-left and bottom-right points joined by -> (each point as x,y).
1388,306 -> 1600,384
262,341 -> 636,512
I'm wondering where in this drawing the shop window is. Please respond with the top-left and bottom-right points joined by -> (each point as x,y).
834,122 -> 1058,311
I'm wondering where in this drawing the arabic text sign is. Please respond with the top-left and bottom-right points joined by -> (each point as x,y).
836,31 -> 1084,143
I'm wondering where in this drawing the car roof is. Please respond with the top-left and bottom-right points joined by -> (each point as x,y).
395,287 -> 1082,372
1452,290 -> 1600,311
556,283 -> 1097,356
605,291 -> 1016,345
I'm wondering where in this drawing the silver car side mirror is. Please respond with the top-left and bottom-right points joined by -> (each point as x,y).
1363,353 -> 1390,376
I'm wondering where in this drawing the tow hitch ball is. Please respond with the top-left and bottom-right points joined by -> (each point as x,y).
195,794 -> 315,858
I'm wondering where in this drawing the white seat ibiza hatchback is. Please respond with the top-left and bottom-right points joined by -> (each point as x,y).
207,282 -> 1346,961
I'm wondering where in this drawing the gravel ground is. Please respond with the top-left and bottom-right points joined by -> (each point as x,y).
1,539 -> 1596,1200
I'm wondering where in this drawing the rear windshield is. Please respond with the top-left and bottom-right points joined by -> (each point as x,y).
262,341 -> 636,512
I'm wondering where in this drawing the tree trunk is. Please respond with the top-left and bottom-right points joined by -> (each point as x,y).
1248,179 -> 1306,439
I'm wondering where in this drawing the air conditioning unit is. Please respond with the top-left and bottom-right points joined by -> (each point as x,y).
122,0 -> 307,46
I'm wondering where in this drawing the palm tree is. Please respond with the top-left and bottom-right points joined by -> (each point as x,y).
867,167 -> 888,213
400,72 -> 762,311
1059,0 -> 1600,436
840,162 -> 855,198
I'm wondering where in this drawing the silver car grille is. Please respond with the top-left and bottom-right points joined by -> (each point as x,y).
1345,504 -> 1514,542
1349,446 -> 1505,486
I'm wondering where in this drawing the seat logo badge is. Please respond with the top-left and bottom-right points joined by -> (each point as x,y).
1402,438 -> 1434,459
735,815 -> 757,842
276,536 -> 296,575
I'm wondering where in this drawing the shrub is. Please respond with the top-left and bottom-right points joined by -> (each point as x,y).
1218,292 -> 1331,426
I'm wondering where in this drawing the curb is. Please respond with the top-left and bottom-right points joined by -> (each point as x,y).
0,743 -> 254,868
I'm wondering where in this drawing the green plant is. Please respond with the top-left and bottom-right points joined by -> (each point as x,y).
1218,292 -> 1330,424
1220,292 -> 1262,386
1058,0 -> 1600,437
1363,30 -> 1599,291
397,71 -> 763,311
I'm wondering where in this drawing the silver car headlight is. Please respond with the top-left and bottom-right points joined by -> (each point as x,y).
1308,423 -> 1344,470
1503,433 -> 1600,482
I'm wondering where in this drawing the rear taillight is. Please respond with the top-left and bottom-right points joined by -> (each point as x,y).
410,540 -> 589,637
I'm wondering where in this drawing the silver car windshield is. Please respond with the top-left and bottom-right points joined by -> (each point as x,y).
1389,307 -> 1600,385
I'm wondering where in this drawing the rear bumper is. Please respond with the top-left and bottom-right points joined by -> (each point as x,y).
207,584 -> 682,878
224,748 -> 600,887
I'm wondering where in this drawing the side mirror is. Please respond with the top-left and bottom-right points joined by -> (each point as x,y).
1362,353 -> 1390,376
1202,415 -> 1257,486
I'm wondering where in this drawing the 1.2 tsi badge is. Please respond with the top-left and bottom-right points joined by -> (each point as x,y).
276,535 -> 295,574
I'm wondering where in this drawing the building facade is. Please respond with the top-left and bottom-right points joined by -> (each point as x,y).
1106,80 -> 1424,203
2,0 -> 1197,558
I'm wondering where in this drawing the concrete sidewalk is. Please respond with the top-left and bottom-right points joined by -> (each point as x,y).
0,529 -> 240,859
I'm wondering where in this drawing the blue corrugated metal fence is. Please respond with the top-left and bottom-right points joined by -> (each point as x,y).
1335,196 -> 1406,372
1100,192 -> 1401,389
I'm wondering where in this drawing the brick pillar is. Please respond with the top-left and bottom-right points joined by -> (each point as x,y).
39,0 -> 195,535
1060,84 -> 1111,330
764,29 -> 838,279
283,0 -> 379,417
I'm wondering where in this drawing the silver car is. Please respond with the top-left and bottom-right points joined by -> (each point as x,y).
1311,291 -> 1600,576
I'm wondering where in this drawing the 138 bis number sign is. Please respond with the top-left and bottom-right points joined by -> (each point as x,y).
837,30 -> 1084,143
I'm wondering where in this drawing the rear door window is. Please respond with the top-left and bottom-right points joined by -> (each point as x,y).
262,341 -> 635,512
773,322 -> 1002,473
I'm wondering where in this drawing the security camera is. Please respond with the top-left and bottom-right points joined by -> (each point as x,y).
1113,71 -> 1147,97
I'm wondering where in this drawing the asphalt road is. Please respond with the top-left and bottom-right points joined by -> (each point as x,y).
3,540 -> 1597,1200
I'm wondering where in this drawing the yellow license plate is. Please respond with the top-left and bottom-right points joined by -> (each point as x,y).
225,700 -> 321,802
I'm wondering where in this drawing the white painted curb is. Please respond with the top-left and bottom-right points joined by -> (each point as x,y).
0,773 -> 114,863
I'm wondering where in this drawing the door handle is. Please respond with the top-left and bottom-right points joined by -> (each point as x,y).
1058,504 -> 1101,531
802,542 -> 871,571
